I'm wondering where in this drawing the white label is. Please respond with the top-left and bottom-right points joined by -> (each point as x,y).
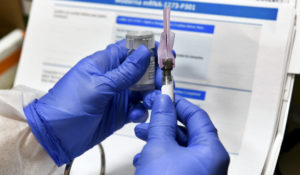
134,55 -> 155,86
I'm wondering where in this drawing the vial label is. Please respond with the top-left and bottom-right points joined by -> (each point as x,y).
131,56 -> 155,91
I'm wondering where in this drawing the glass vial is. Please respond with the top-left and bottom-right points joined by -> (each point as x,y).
126,31 -> 155,91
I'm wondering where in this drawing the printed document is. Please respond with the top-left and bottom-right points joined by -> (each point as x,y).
15,0 -> 296,174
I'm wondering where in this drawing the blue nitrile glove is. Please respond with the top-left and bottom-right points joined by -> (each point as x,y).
24,40 -> 154,166
133,95 -> 230,175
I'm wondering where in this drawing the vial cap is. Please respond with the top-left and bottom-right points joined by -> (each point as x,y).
126,31 -> 155,50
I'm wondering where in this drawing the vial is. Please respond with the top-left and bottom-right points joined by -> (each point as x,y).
126,31 -> 155,91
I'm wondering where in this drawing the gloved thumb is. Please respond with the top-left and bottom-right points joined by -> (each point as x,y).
148,95 -> 177,142
104,45 -> 151,91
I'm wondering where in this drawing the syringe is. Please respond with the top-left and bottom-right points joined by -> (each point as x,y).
158,7 -> 175,101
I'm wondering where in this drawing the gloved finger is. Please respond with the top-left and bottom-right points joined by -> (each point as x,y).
175,95 -> 218,146
128,103 -> 149,123
129,89 -> 160,109
154,41 -> 159,59
135,122 -> 189,146
133,153 -> 142,167
140,90 -> 161,109
155,66 -> 162,89
104,45 -> 151,91
177,125 -> 188,146
148,95 -> 177,142
106,39 -> 128,64
86,39 -> 128,72
140,83 -> 174,109
172,50 -> 176,58
129,89 -> 162,111
134,123 -> 149,141
128,91 -> 142,105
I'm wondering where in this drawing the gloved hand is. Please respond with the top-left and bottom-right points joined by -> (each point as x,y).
24,40 -> 153,166
134,95 -> 230,175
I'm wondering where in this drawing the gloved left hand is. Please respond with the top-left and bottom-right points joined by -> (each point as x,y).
133,95 -> 230,175
24,40 -> 152,166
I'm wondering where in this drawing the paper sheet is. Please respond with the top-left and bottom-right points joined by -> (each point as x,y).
15,0 -> 296,174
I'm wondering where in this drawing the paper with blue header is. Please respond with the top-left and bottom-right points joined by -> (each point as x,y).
14,0 -> 296,174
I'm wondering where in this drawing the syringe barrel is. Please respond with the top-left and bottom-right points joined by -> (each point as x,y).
161,74 -> 174,102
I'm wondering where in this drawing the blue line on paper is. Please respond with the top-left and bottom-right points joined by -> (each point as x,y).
116,16 -> 214,34
62,0 -> 278,20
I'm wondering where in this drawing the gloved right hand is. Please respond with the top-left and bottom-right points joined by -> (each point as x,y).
134,95 -> 230,175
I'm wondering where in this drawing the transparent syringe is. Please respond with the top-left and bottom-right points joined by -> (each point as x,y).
158,7 -> 175,101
